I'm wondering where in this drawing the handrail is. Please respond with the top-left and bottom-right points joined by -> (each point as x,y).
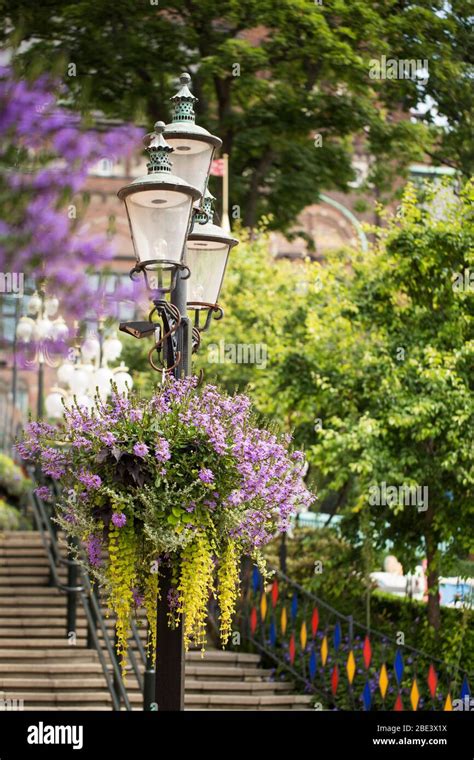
27,481 -> 136,710
236,561 -> 472,710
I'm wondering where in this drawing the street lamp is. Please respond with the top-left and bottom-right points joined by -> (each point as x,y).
163,73 -> 222,200
187,189 -> 238,332
118,121 -> 201,291
16,290 -> 69,418
117,70 -> 238,712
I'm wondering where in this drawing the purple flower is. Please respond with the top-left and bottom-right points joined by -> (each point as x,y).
155,436 -> 171,463
198,467 -> 214,484
100,432 -> 116,446
77,470 -> 102,490
111,512 -> 127,528
41,448 -> 67,478
85,534 -> 102,566
0,66 -> 141,320
34,485 -> 52,502
167,588 -> 179,610
133,442 -> 149,458
129,409 -> 143,422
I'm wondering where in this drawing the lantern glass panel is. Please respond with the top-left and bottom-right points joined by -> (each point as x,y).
125,189 -> 193,264
165,138 -> 213,199
187,239 -> 229,305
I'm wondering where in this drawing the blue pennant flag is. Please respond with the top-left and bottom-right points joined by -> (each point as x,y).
291,592 -> 298,621
269,620 -> 276,647
362,680 -> 372,711
252,566 -> 260,593
333,621 -> 341,652
394,649 -> 404,684
461,675 -> 471,699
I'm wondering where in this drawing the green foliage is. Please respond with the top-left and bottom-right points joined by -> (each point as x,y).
0,499 -> 30,530
264,527 -> 368,612
9,0 -> 474,230
0,453 -> 32,502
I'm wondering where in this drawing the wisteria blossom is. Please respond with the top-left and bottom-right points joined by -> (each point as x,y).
0,65 -> 143,319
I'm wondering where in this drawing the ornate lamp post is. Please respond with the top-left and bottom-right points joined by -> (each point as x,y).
118,72 -> 238,711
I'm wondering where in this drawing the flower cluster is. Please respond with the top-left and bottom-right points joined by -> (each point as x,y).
0,65 -> 143,319
18,378 -> 313,669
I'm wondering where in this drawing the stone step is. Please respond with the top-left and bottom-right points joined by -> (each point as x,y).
0,594 -> 71,605
0,639 -> 89,648
0,545 -> 48,564
0,678 -> 290,695
0,578 -> 60,586
0,677 -> 110,690
186,650 -> 261,665
184,665 -> 273,680
0,568 -> 55,577
0,558 -> 49,566
0,662 -> 104,675
0,662 -> 270,682
0,649 -> 99,661
23,705 -> 113,711
184,694 -> 313,708
184,680 -> 293,693
0,608 -> 70,617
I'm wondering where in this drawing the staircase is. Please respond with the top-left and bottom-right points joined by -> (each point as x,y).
0,531 -> 312,711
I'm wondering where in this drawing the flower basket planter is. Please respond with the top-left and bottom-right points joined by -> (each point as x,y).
19,378 -> 312,670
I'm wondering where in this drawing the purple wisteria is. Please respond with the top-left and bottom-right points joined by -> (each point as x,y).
0,65 -> 143,319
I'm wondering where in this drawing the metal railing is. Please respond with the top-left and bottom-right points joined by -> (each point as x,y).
236,562 -> 472,711
28,478 -> 146,711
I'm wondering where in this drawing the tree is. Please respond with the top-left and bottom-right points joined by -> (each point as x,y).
9,0 -> 473,231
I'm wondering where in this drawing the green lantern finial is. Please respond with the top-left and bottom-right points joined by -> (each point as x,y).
144,121 -> 174,173
171,72 -> 198,123
195,188 -> 215,225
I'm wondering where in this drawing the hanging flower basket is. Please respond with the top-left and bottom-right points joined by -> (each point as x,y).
18,378 -> 313,670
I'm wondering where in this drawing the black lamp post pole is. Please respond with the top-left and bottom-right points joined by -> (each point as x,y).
37,355 -> 44,420
153,266 -> 190,711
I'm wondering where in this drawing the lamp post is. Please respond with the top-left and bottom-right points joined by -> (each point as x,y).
118,72 -> 238,711
16,290 -> 69,419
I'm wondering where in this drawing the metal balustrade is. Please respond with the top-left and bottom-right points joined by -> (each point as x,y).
236,563 -> 472,711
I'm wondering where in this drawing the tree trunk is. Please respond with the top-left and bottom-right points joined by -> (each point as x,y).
424,506 -> 441,631
243,150 -> 275,229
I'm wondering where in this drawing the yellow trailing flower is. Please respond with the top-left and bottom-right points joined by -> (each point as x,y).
108,519 -> 137,675
217,540 -> 240,647
177,533 -> 214,651
144,570 -> 159,666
